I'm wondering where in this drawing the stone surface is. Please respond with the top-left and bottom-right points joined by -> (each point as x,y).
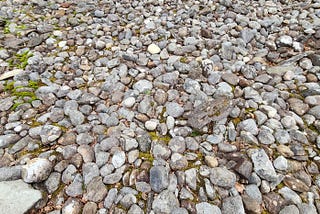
22,158 -> 53,183
0,179 -> 42,214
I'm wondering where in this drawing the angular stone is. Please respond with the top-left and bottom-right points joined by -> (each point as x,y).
150,166 -> 169,193
250,149 -> 277,182
84,177 -> 108,202
221,195 -> 245,214
0,179 -> 42,214
210,167 -> 236,188
152,190 -> 179,213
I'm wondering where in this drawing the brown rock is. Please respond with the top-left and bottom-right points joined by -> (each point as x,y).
263,192 -> 287,214
283,175 -> 309,192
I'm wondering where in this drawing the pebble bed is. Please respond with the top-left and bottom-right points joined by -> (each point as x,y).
0,0 -> 320,213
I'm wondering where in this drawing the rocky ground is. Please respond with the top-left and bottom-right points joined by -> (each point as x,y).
0,0 -> 320,213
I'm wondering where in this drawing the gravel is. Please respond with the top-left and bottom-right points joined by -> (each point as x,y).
1,0 -> 320,213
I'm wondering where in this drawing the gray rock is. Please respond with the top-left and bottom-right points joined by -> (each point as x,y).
0,97 -> 14,112
221,42 -> 233,60
297,203 -> 317,214
0,166 -> 22,181
221,195 -> 245,214
84,176 -> 108,202
83,162 -> 100,185
128,204 -> 144,214
65,174 -> 83,197
279,205 -> 299,214
166,102 -> 184,118
40,125 -> 62,144
150,166 -> 169,193
278,187 -> 301,204
309,106 -> 320,119
100,137 -> 119,151
185,168 -> 197,190
267,65 -> 296,76
274,129 -> 291,144
152,190 -> 179,213
104,188 -> 118,209
170,153 -> 188,170
237,119 -> 259,135
45,172 -> 61,194
258,129 -> 275,145
103,172 -> 122,184
196,202 -> 221,214
133,79 -> 153,93
273,156 -> 288,171
210,167 -> 236,188
76,133 -> 94,145
0,179 -> 42,214
120,193 -> 136,209
69,110 -> 85,126
245,184 -> 262,203
0,134 -> 21,149
240,28 -> 256,43
250,149 -> 278,182
22,158 -> 53,183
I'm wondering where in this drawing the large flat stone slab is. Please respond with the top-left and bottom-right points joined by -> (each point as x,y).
0,179 -> 42,214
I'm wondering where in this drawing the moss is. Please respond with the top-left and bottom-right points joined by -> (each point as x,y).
148,131 -> 171,144
245,107 -> 256,113
139,152 -> 154,162
7,50 -> 33,69
51,122 -> 68,132
308,124 -> 320,134
190,130 -> 202,137
180,56 -> 188,63
4,81 -> 15,91
51,183 -> 66,199
276,182 -> 285,189
11,101 -> 24,111
232,117 -> 241,126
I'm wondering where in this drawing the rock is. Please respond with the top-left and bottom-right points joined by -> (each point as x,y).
237,119 -> 259,135
308,106 -> 320,119
277,35 -> 293,47
234,158 -> 253,179
266,65 -> 295,76
69,110 -> 85,126
263,192 -> 286,214
297,203 -> 317,214
145,119 -> 158,131
210,167 -> 236,188
45,172 -> 61,194
133,79 -> 153,93
166,102 -> 184,118
122,97 -> 136,108
221,195 -> 245,214
196,202 -> 221,214
22,158 -> 53,183
288,98 -> 309,116
40,125 -> 62,144
0,97 -> 14,112
84,177 -> 108,202
0,179 -> 42,214
62,198 -> 82,214
258,129 -> 275,145
185,168 -> 197,190
170,153 -> 188,170
308,54 -> 320,66
82,202 -> 97,214
205,156 -> 219,168
104,188 -> 118,209
65,174 -> 83,197
279,205 -> 299,214
147,44 -> 161,54
278,187 -> 301,204
152,190 -> 179,213
128,204 -> 144,214
283,175 -> 309,192
273,156 -> 288,171
112,150 -> 126,168
0,166 -> 21,181
150,166 -> 169,193
242,194 -> 261,214
0,134 -> 21,149
250,149 -> 277,182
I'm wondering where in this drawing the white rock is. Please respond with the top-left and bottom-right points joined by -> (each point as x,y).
147,44 -> 161,54
22,158 -> 53,183
166,116 -> 175,130
122,97 -> 136,108
112,150 -> 126,168
145,120 -> 158,131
